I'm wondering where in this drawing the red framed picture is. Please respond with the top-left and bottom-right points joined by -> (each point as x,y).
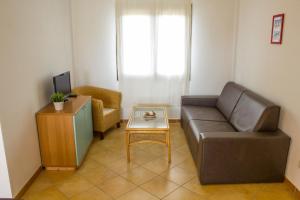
271,14 -> 285,44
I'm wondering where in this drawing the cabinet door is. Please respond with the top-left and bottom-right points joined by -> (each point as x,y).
74,100 -> 93,166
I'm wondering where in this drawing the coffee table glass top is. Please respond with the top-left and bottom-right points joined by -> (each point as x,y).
127,107 -> 169,129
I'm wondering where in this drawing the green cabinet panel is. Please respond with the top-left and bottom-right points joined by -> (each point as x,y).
74,100 -> 93,166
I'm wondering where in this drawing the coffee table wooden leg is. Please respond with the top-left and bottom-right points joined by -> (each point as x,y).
126,131 -> 130,162
167,130 -> 171,163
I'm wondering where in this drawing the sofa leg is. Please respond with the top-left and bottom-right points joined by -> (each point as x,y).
117,122 -> 121,128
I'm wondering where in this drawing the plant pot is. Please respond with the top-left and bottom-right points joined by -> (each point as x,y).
53,102 -> 64,111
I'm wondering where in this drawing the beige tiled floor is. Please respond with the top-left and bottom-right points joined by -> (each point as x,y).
23,123 -> 298,200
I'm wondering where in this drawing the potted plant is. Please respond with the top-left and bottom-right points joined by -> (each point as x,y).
50,92 -> 65,111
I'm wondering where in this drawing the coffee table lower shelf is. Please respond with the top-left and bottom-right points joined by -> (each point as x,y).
125,129 -> 171,163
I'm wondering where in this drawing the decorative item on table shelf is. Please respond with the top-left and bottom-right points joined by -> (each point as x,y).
144,111 -> 156,120
50,92 -> 65,111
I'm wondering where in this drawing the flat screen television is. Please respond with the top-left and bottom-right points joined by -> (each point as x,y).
53,71 -> 71,96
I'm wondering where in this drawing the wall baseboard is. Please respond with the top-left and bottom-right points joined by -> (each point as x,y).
285,178 -> 300,198
14,166 -> 42,199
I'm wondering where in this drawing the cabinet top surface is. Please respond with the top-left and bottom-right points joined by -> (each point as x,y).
37,96 -> 91,116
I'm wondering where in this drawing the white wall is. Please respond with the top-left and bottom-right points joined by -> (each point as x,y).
235,0 -> 300,190
0,0 -> 73,197
71,0 -> 118,90
189,0 -> 238,95
0,123 -> 12,198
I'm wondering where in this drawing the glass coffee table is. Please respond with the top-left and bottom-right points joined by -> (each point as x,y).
125,107 -> 171,163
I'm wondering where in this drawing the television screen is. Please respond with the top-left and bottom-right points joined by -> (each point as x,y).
53,71 -> 71,95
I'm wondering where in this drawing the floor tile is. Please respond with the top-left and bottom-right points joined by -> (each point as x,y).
56,175 -> 93,198
183,177 -> 211,195
160,166 -> 196,185
22,123 -> 296,200
175,144 -> 190,154
22,172 -> 55,196
88,142 -> 108,155
262,182 -> 294,192
103,158 -> 139,175
78,166 -> 117,185
69,187 -> 112,200
117,188 -> 159,200
177,157 -> 197,174
183,178 -> 250,196
130,149 -> 160,165
89,149 -> 123,165
162,187 -> 207,200
77,157 -> 105,174
140,176 -> 179,198
23,186 -> 68,200
41,170 -> 76,184
97,176 -> 137,198
120,166 -> 157,185
172,136 -> 188,149
142,158 -> 173,174
162,150 -> 189,167
209,191 -> 253,200
140,143 -> 169,157
254,190 -> 297,200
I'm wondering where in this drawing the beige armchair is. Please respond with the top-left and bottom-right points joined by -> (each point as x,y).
73,86 -> 122,139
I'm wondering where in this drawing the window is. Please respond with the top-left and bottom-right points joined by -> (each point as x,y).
156,15 -> 186,76
116,0 -> 192,119
117,0 -> 191,78
120,14 -> 187,77
122,15 -> 152,76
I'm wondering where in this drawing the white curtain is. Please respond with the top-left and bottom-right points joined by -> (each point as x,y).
116,0 -> 192,118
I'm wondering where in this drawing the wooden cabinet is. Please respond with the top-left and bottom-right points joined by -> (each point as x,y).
36,96 -> 93,170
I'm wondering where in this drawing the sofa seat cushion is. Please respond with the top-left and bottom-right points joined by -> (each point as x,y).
189,120 -> 236,142
186,120 -> 236,161
182,106 -> 227,122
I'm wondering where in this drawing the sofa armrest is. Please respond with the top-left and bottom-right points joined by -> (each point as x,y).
198,130 -> 290,184
181,95 -> 219,107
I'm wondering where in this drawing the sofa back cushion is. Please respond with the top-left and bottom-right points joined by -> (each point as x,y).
216,82 -> 246,119
230,91 -> 280,132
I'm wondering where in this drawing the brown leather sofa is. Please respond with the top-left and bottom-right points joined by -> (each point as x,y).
181,82 -> 290,184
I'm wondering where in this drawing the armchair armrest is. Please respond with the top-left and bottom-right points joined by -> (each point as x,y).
91,98 -> 104,131
198,130 -> 290,184
92,98 -> 104,114
181,95 -> 218,107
